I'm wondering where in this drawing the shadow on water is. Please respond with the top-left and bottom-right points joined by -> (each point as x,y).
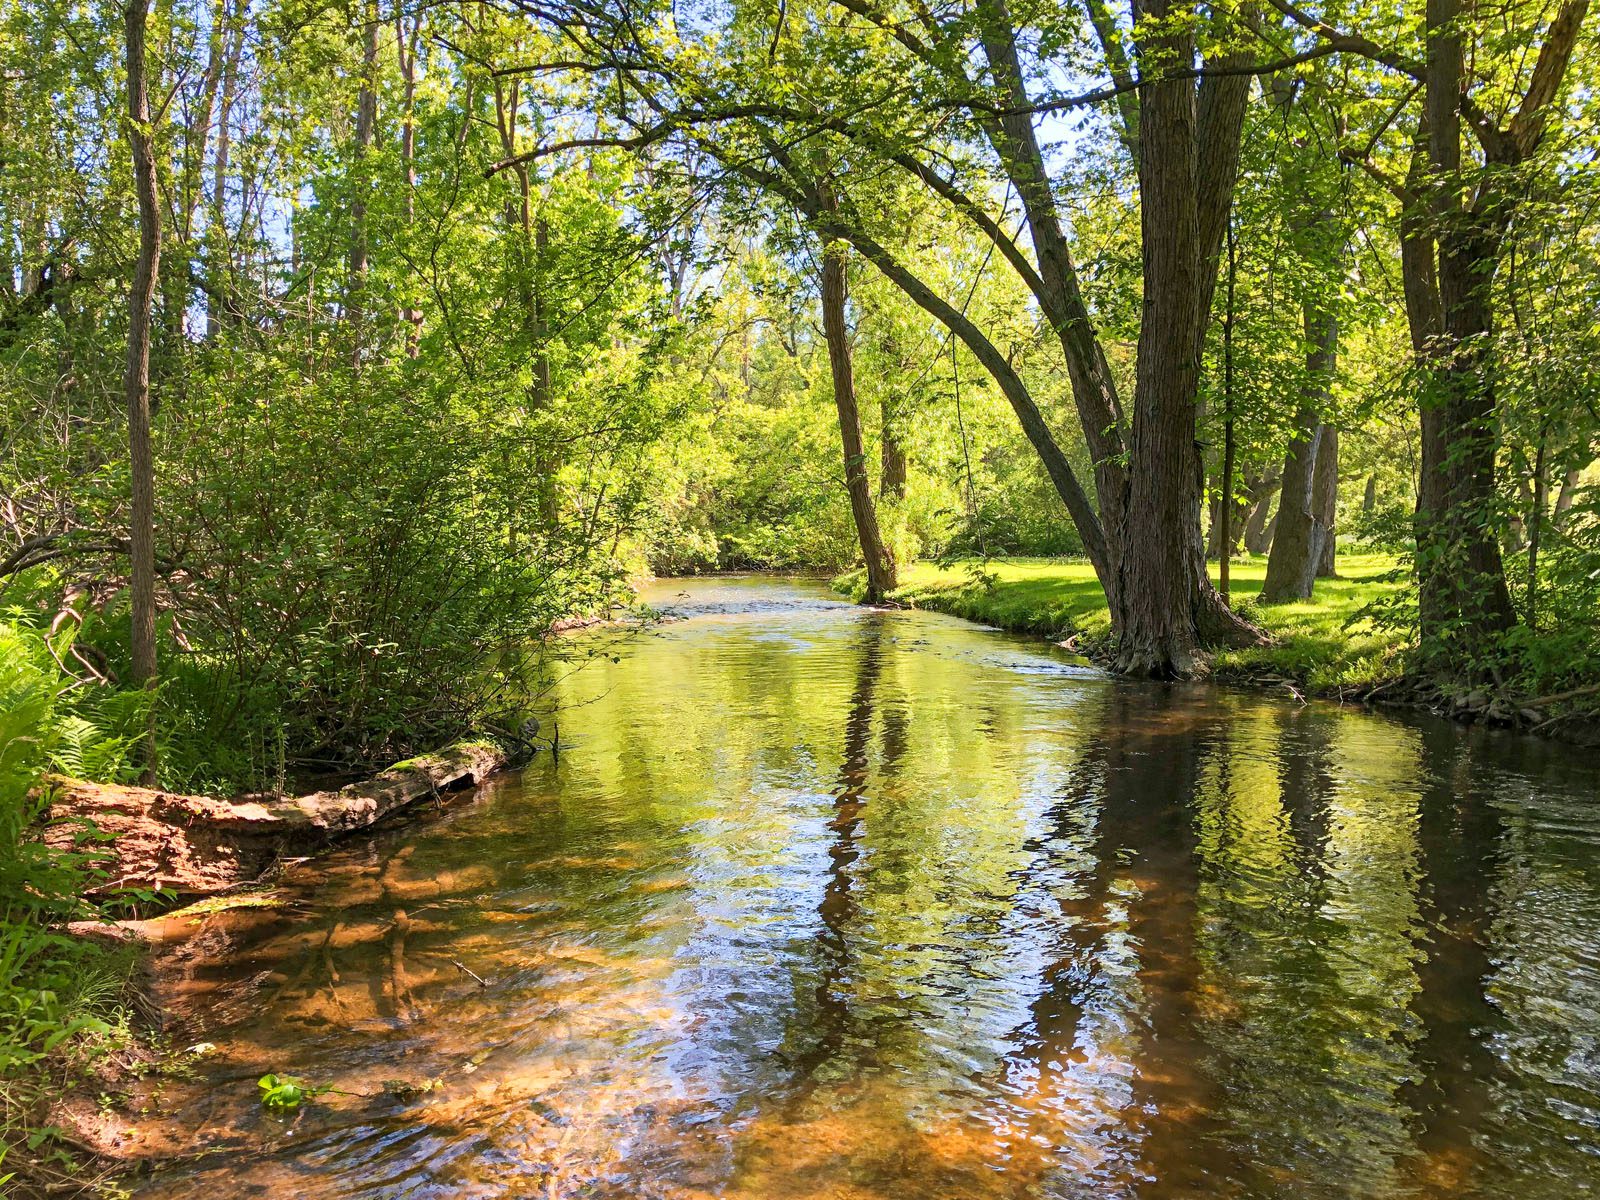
131,577 -> 1600,1200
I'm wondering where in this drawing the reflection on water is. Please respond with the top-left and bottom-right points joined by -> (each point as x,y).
133,577 -> 1600,1199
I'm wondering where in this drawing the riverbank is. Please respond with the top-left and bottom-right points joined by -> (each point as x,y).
835,558 -> 1600,740
838,555 -> 1410,694
1,743 -> 508,1198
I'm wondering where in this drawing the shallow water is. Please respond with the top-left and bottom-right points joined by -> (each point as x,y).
133,577 -> 1600,1198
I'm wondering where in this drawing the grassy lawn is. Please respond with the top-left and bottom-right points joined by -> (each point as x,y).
847,553 -> 1413,692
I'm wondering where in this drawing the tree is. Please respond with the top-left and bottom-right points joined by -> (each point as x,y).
817,216 -> 897,602
123,0 -> 161,784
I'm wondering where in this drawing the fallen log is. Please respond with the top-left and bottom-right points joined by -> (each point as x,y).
42,742 -> 504,897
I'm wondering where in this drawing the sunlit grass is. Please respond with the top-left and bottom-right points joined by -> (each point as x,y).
850,553 -> 1412,692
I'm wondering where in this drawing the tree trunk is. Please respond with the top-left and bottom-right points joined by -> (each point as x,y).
532,215 -> 559,525
206,0 -> 244,337
347,1 -> 378,362
1527,431 -> 1548,626
819,221 -> 896,604
1313,424 -> 1338,577
977,1 -> 1129,565
1263,297 -> 1337,602
124,0 -> 162,786
1113,0 -> 1207,677
1400,116 -> 1452,646
1218,219 -> 1238,601
396,7 -> 422,356
1261,420 -> 1324,603
879,395 -> 908,500
1243,503 -> 1276,555
1553,468 -> 1581,527
1363,473 -> 1377,513
1416,0 -> 1520,658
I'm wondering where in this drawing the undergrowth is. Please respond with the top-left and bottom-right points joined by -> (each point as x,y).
0,617 -> 156,1197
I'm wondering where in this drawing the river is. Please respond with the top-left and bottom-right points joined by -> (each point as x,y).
131,576 -> 1600,1198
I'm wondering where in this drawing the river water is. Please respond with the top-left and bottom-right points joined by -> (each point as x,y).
132,577 -> 1600,1199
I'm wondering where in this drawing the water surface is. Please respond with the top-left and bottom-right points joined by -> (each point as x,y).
134,577 -> 1600,1198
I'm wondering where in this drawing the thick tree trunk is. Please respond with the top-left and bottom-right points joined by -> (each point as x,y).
1261,420 -> 1324,603
1415,0 -> 1523,658
1107,0 -> 1262,674
1431,228 -> 1517,644
819,223 -> 896,604
1399,117 -> 1452,645
124,0 -> 162,786
1114,5 -> 1207,677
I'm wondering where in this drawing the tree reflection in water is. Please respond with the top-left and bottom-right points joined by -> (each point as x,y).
131,578 -> 1600,1200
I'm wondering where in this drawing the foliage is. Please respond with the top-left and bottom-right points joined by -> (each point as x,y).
0,620 -> 144,1185
257,1073 -> 321,1110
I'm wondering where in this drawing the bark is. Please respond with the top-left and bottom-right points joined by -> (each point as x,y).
124,0 -> 162,786
879,393 -> 908,500
1363,473 -> 1378,513
1114,0 -> 1207,677
1313,424 -> 1338,577
1104,0 -> 1266,675
1218,218 -> 1238,601
1244,503 -> 1275,555
1262,422 -> 1323,603
1263,298 -> 1337,602
43,744 -> 503,896
818,211 -> 896,604
1400,117 -> 1452,642
1411,0 -> 1588,658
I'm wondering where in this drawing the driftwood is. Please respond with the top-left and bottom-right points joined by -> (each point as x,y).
43,742 -> 504,896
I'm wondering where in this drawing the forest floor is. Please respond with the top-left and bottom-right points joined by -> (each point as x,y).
840,553 -> 1410,695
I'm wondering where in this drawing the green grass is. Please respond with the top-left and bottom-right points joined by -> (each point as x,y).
841,553 -> 1413,693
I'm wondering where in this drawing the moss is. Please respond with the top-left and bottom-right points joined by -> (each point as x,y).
842,554 -> 1412,693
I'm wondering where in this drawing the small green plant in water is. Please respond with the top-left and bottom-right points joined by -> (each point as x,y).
258,1073 -> 320,1110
